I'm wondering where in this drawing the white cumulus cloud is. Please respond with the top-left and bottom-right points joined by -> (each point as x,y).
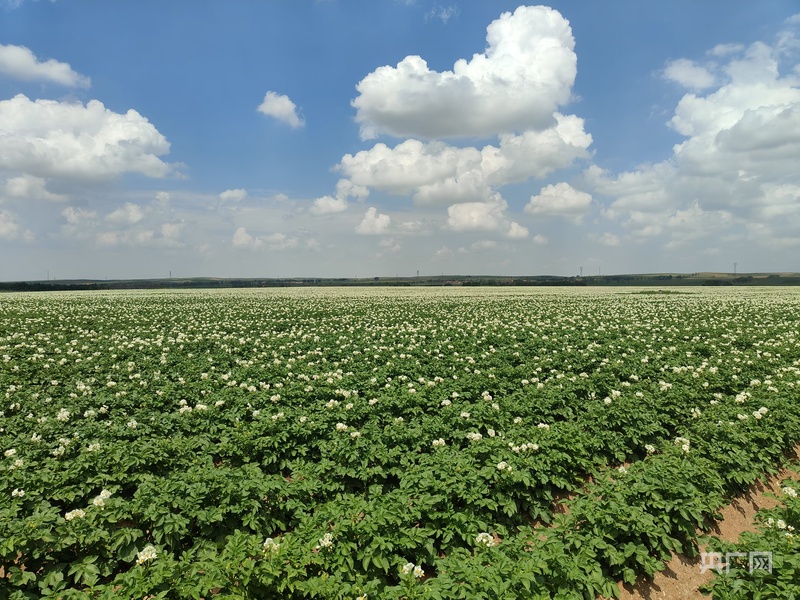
257,91 -> 305,128
106,203 -> 146,225
590,232 -> 621,247
591,30 -> 800,250
338,113 -> 591,206
0,43 -> 90,88
355,207 -> 391,234
525,182 -> 593,223
4,175 -> 65,202
446,198 -> 507,232
0,95 -> 173,181
663,58 -> 717,90
532,234 -> 549,245
506,221 -> 529,239
232,227 -> 298,250
0,209 -> 21,239
352,5 -> 577,139
310,195 -> 348,215
219,189 -> 247,203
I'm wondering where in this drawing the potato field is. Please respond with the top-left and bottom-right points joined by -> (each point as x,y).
2,287 -> 800,599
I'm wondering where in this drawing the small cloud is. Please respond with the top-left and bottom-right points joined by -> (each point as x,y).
471,240 -> 497,251
106,202 -> 145,225
61,206 -> 96,226
355,206 -> 391,235
532,234 -> 548,245
160,222 -> 183,244
709,43 -> 744,57
233,227 -> 260,250
525,182 -> 592,223
154,191 -> 171,207
335,178 -> 369,201
434,245 -> 453,259
0,208 -> 20,239
398,219 -> 433,235
220,188 -> 247,202
447,199 -> 507,232
0,43 -> 90,88
310,195 -> 348,215
232,226 -> 297,250
506,221 -> 529,239
96,231 -> 124,247
378,238 -> 401,255
5,175 -> 65,201
663,58 -> 716,90
590,232 -> 621,247
257,91 -> 305,128
425,5 -> 459,24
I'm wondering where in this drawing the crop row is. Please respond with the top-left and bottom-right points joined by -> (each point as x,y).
2,288 -> 800,598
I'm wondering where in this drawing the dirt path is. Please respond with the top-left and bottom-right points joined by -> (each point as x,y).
603,457 -> 800,600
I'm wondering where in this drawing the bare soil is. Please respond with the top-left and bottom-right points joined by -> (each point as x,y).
600,454 -> 800,600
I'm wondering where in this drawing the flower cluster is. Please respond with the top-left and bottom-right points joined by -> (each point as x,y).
92,489 -> 112,508
509,442 -> 538,453
674,436 -> 690,454
136,544 -> 157,565
315,532 -> 334,551
65,508 -> 86,521
263,537 -> 280,552
401,561 -> 424,578
475,532 -> 498,547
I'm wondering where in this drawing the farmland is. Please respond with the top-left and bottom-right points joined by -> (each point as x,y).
2,287 -> 800,599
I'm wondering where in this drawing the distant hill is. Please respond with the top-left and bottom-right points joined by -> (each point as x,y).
2,272 -> 800,292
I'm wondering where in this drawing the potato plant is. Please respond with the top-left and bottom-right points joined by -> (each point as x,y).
2,287 -> 800,598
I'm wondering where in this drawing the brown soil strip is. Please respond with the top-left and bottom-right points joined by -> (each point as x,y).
600,452 -> 800,600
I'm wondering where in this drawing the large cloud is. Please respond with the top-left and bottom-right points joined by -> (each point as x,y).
339,113 -> 591,206
352,5 -> 576,139
591,27 -> 800,250
0,95 -> 173,181
0,43 -> 90,88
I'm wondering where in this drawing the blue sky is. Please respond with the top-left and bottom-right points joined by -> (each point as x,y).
1,1 -> 799,280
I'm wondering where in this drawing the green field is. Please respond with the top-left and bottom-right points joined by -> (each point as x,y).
2,287 -> 800,598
